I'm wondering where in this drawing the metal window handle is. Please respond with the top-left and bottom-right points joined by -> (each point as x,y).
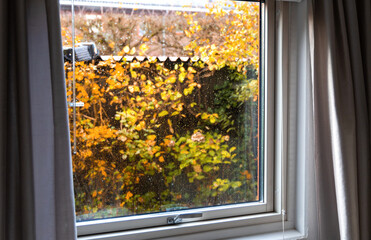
167,213 -> 203,225
68,102 -> 84,108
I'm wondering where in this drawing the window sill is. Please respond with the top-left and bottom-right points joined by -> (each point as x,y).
77,212 -> 305,240
229,230 -> 306,240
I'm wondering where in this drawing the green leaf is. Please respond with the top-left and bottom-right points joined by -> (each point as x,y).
203,165 -> 213,173
219,184 -> 230,192
230,181 -> 242,189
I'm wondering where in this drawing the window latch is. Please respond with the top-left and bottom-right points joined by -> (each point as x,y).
167,213 -> 203,225
68,101 -> 85,108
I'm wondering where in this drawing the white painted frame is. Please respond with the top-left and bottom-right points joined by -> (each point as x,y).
74,0 -> 306,239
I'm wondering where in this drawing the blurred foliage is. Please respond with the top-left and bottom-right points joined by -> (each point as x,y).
61,1 -> 260,220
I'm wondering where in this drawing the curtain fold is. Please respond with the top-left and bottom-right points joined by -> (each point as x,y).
309,0 -> 371,239
0,0 -> 77,239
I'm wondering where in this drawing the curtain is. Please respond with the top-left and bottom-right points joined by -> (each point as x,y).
0,0 -> 77,239
309,0 -> 371,239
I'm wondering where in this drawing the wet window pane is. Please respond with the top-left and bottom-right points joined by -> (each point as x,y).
60,0 -> 262,221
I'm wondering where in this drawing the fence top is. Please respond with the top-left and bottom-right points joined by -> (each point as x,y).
99,55 -> 248,63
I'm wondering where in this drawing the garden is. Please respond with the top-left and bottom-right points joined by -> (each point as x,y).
61,1 -> 261,220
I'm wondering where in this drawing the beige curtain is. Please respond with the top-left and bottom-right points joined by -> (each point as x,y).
0,0 -> 77,239
309,0 -> 371,239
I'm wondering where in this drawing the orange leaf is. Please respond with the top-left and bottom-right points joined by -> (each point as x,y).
125,191 -> 133,200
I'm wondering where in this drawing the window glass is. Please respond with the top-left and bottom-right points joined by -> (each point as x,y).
60,0 -> 261,221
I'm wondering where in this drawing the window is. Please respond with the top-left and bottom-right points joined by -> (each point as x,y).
60,0 -> 285,238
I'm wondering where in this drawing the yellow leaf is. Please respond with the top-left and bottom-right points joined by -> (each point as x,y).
184,29 -> 191,37
131,62 -> 140,68
201,112 -> 209,120
147,135 -> 157,141
128,86 -> 135,93
210,116 -> 216,124
188,67 -> 196,73
159,156 -> 165,162
168,119 -> 174,133
168,75 -> 177,83
179,72 -> 186,83
123,46 -> 130,53
139,44 -> 149,54
158,110 -> 168,117
129,47 -> 136,55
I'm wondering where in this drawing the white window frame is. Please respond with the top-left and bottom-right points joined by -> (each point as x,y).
74,0 -> 312,239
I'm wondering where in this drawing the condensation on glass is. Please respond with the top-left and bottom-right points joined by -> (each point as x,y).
60,0 -> 262,221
